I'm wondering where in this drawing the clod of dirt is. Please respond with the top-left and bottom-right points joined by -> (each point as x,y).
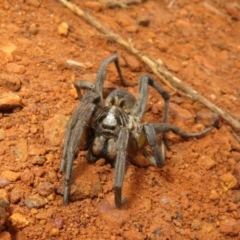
0,231 -> 11,240
219,217 -> 239,235
8,213 -> 29,229
198,155 -> 216,170
0,92 -> 22,111
219,173 -> 238,191
37,181 -> 55,197
169,102 -> 193,123
1,170 -> 21,182
24,194 -> 47,209
26,0 -> 40,8
43,114 -> 69,146
0,189 -> 10,231
13,139 -> 28,162
6,63 -> 26,74
97,196 -> 130,228
0,73 -> 21,91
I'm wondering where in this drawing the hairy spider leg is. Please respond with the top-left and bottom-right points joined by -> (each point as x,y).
114,128 -> 130,207
95,54 -> 134,102
132,75 -> 170,165
152,122 -> 217,138
60,92 -> 100,205
74,80 -> 95,101
143,123 -> 165,167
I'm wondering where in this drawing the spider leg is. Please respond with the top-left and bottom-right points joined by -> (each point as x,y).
60,92 -> 100,205
114,128 -> 130,208
152,122 -> 216,138
143,123 -> 165,167
132,75 -> 170,161
74,80 -> 95,101
95,54 -> 134,101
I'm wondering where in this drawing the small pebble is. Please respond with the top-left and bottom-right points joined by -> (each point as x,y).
9,213 -> 29,229
58,22 -> 69,36
1,170 -> 21,182
219,173 -> 238,191
25,194 -> 47,209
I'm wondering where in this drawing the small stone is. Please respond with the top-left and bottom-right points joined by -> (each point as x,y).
30,208 -> 38,214
191,219 -> 201,230
231,151 -> 240,162
201,222 -> 214,234
31,155 -> 46,165
28,145 -> 46,156
43,114 -> 69,146
26,0 -> 40,8
157,40 -> 168,52
28,23 -> 38,35
21,169 -> 35,185
225,3 -> 239,20
84,1 -> 102,12
6,63 -> 26,74
1,170 -> 21,182
46,192 -> 56,201
219,217 -> 237,234
137,15 -> 151,27
0,189 -> 9,205
58,22 -> 69,37
123,54 -> 141,72
232,190 -> 240,203
57,162 -> 102,201
25,194 -> 47,209
196,109 -> 218,127
0,73 -> 21,91
0,177 -> 10,188
50,228 -> 60,236
39,219 -> 47,225
9,188 -> 22,204
199,155 -> 216,170
209,190 -> 219,201
55,216 -> 64,229
0,189 -> 9,231
9,213 -> 29,229
0,92 -> 22,111
169,103 -> 193,123
13,139 -> 28,162
219,173 -> 238,191
37,182 -> 55,197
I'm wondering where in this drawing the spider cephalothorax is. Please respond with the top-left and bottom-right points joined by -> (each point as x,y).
60,54 -> 217,208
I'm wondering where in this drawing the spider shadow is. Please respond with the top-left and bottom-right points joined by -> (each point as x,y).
124,154 -> 174,209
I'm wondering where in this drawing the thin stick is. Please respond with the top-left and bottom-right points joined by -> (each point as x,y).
58,0 -> 240,131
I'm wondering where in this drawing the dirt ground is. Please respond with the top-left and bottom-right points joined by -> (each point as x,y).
0,0 -> 240,239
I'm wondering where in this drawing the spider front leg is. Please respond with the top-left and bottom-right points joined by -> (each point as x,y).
59,91 -> 100,205
95,54 -> 134,102
114,128 -> 130,208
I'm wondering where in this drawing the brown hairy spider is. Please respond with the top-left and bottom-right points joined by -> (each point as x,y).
59,54 -> 217,208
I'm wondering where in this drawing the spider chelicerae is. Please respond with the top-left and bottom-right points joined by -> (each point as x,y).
59,54 -> 217,208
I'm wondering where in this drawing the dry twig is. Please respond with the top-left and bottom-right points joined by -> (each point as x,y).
58,0 -> 240,131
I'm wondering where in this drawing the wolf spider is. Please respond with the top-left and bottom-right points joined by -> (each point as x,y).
59,54 -> 217,208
